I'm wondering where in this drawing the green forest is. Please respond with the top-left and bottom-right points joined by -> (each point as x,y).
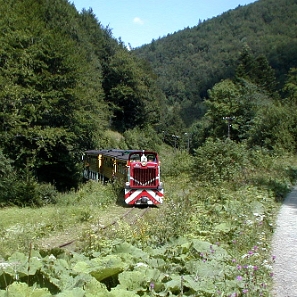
135,0 -> 297,128
1,0 -> 297,203
1,0 -> 297,296
0,0 -> 297,201
0,0 -> 165,201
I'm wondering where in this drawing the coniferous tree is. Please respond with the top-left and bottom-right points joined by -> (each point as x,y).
0,0 -> 110,190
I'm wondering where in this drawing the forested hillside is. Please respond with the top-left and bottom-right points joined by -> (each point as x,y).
1,0 -> 297,205
134,0 -> 297,128
2,1 -> 297,295
0,0 -> 164,202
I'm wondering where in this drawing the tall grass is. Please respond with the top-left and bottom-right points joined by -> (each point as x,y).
0,181 -> 117,256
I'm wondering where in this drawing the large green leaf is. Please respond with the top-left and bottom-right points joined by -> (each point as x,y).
40,257 -> 78,292
183,275 -> 215,295
215,222 -> 233,233
83,277 -> 110,297
6,251 -> 43,277
250,201 -> 264,215
0,282 -> 51,297
109,288 -> 140,297
113,242 -> 148,259
73,255 -> 125,281
55,287 -> 85,297
191,239 -> 229,260
117,270 -> 147,292
164,274 -> 182,292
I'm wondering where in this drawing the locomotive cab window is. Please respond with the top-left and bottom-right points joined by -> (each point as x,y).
147,154 -> 156,162
130,154 -> 140,162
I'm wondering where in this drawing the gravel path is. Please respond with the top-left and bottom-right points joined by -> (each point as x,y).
272,185 -> 297,297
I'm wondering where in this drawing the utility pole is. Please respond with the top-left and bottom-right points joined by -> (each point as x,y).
184,133 -> 191,152
223,116 -> 234,139
172,134 -> 179,151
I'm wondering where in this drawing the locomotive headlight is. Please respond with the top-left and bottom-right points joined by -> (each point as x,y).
141,154 -> 147,166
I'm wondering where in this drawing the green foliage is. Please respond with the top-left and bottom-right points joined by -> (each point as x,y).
0,0 -> 165,196
247,102 -> 297,151
0,282 -> 51,297
284,67 -> 297,102
135,0 -> 297,128
161,150 -> 193,177
1,151 -> 297,295
104,49 -> 163,132
0,149 -> 58,207
204,79 -> 241,139
193,138 -> 249,184
236,47 -> 277,95
0,236 -> 275,296
56,181 -> 116,208
0,149 -> 17,206
123,126 -> 162,151
0,0 -> 108,191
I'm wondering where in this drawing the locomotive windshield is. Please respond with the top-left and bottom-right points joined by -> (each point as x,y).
130,153 -> 140,162
129,153 -> 157,163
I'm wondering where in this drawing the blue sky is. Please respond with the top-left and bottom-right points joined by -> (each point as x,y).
72,0 -> 257,48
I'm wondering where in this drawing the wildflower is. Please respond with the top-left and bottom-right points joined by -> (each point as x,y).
236,275 -> 243,281
237,264 -> 242,270
150,282 -> 155,290
135,262 -> 148,268
253,266 -> 258,271
210,245 -> 215,254
232,258 -> 236,263
272,255 -> 276,261
49,254 -> 56,261
242,289 -> 248,294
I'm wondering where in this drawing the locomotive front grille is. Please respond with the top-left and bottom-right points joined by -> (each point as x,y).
131,167 -> 157,187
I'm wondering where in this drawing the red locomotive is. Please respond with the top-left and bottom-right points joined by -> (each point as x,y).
83,149 -> 164,205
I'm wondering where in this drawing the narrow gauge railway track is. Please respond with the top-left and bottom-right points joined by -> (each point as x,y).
100,206 -> 150,230
57,206 -> 151,249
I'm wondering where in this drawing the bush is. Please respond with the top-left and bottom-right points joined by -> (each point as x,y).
193,138 -> 249,184
161,150 -> 194,177
12,169 -> 59,207
0,149 -> 58,207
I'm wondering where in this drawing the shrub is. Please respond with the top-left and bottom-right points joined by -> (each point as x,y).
161,150 -> 194,177
193,138 -> 249,184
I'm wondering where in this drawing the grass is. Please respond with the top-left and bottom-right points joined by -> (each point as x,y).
0,181 -> 119,256
1,145 -> 297,296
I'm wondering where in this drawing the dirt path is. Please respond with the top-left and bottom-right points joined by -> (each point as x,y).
272,185 -> 297,297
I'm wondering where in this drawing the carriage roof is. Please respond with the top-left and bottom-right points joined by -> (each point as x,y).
84,149 -> 157,162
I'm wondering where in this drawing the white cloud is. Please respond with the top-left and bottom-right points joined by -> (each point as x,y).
133,17 -> 144,25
